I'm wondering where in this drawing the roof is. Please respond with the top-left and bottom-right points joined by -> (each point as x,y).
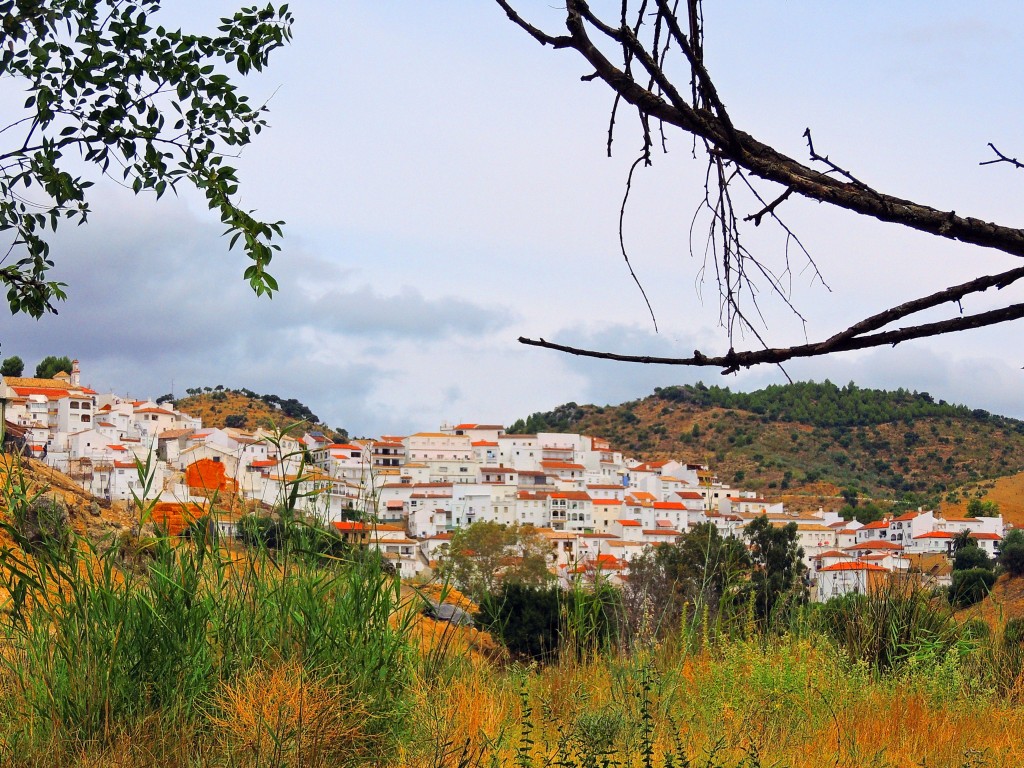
845,541 -> 904,551
331,521 -> 368,532
3,376 -> 85,391
9,386 -> 71,399
616,519 -> 641,527
892,511 -> 921,522
819,561 -> 888,573
539,460 -> 584,470
863,520 -> 889,530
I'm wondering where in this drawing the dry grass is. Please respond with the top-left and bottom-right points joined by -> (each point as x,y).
207,660 -> 372,768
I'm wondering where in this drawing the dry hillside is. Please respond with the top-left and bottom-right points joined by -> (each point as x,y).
510,383 -> 1024,504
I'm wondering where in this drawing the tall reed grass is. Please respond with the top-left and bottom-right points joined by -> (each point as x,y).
4,449 -> 1024,767
0,449 -> 416,766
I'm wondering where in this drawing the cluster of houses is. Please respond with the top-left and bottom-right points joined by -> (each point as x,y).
0,363 -> 1006,601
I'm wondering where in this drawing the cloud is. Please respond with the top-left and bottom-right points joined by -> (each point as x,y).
0,194 -> 518,434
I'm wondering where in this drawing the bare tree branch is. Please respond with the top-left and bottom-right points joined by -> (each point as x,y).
519,302 -> 1024,372
496,0 -> 1024,371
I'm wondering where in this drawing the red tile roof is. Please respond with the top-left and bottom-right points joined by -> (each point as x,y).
820,561 -> 888,572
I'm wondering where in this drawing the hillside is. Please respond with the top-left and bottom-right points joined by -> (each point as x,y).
510,381 -> 1024,505
174,387 -> 347,439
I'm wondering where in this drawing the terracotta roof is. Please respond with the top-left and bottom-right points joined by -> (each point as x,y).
845,541 -> 904,551
4,376 -> 84,390
819,561 -> 888,572
616,519 -> 641,527
892,511 -> 921,522
539,460 -> 584,470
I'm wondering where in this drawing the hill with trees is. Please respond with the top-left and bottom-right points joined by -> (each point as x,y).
171,386 -> 348,441
509,381 -> 1024,505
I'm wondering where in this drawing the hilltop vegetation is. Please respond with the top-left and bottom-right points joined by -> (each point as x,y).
510,381 -> 1024,503
172,386 -> 348,440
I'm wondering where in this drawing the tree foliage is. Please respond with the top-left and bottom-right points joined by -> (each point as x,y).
966,499 -> 1001,518
476,582 -> 620,662
0,355 -> 24,376
953,544 -> 992,573
744,516 -> 806,622
34,354 -> 72,379
438,521 -> 552,602
623,521 -> 749,639
0,0 -> 292,318
949,568 -> 996,608
1000,529 -> 1024,578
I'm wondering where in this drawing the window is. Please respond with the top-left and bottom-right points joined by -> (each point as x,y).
70,401 -> 79,409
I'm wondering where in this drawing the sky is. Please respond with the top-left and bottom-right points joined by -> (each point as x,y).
3,1 -> 1024,436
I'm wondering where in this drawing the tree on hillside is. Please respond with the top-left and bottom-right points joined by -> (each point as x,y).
966,499 -> 1000,518
623,521 -> 750,639
953,543 -> 992,573
745,515 -> 806,622
0,1 -> 292,319
498,2 -> 1024,371
999,529 -> 1024,577
0,356 -> 24,377
34,355 -> 72,379
438,521 -> 553,601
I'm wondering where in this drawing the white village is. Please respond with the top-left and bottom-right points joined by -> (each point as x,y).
1,362 -> 1004,600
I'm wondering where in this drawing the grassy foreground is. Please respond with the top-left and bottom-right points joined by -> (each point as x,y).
1,461 -> 1022,766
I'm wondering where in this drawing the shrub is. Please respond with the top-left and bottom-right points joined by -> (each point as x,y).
950,568 -> 996,607
477,583 -> 621,662
1000,538 -> 1024,577
953,545 -> 992,572
1005,617 -> 1024,646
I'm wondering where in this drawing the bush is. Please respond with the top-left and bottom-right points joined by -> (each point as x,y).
477,583 -> 621,662
477,583 -> 562,661
1005,617 -> 1024,646
949,568 -> 996,607
953,544 -> 992,572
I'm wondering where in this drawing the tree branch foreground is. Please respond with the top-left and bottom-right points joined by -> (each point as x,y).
498,0 -> 1024,372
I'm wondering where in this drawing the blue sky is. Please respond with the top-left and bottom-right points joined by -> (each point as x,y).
4,1 -> 1024,435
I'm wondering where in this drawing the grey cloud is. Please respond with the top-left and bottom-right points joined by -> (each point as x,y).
545,324 -> 720,406
302,285 -> 514,340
